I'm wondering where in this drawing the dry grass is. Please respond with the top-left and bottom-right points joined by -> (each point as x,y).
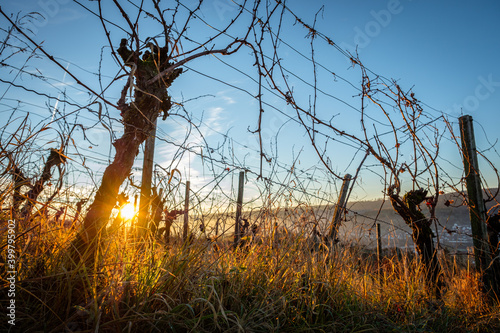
1,213 -> 500,333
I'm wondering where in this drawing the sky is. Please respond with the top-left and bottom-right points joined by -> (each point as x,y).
1,0 -> 500,209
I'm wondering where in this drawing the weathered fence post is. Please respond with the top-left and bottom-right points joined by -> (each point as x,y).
459,115 -> 499,296
376,223 -> 383,280
376,223 -> 382,264
138,120 -> 157,234
183,180 -> 190,242
459,115 -> 490,271
327,174 -> 351,246
233,171 -> 245,248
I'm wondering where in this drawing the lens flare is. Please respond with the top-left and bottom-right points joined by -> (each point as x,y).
119,202 -> 136,220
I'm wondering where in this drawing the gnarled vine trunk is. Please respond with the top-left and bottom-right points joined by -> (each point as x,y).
486,214 -> 500,296
389,189 -> 444,297
75,39 -> 182,256
79,135 -> 144,244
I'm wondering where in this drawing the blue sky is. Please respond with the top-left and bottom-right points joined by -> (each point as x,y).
1,0 -> 500,206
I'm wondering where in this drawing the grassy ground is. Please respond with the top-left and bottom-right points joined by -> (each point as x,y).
1,220 -> 499,332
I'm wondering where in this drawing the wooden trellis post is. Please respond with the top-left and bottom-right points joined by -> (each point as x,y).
138,120 -> 157,234
459,115 -> 499,295
327,174 -> 351,246
183,180 -> 190,242
233,171 -> 245,247
376,223 -> 382,264
459,115 -> 490,271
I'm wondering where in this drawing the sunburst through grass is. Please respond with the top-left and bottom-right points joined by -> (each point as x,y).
3,211 -> 500,332
119,202 -> 137,221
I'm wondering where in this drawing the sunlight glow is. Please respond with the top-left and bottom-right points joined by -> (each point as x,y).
119,202 -> 136,221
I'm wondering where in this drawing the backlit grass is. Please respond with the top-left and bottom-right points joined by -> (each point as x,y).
1,217 -> 499,332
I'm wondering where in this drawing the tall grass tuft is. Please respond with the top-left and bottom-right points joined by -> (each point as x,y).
1,215 -> 499,332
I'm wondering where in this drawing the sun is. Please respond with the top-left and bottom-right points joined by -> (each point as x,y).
119,202 -> 137,221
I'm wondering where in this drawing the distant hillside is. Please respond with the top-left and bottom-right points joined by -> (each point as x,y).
350,188 -> 497,209
347,188 -> 499,225
207,189 -> 496,251
335,189 -> 498,251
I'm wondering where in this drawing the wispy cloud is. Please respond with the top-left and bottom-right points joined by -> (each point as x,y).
201,106 -> 225,134
52,81 -> 74,88
221,95 -> 236,105
49,8 -> 87,25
